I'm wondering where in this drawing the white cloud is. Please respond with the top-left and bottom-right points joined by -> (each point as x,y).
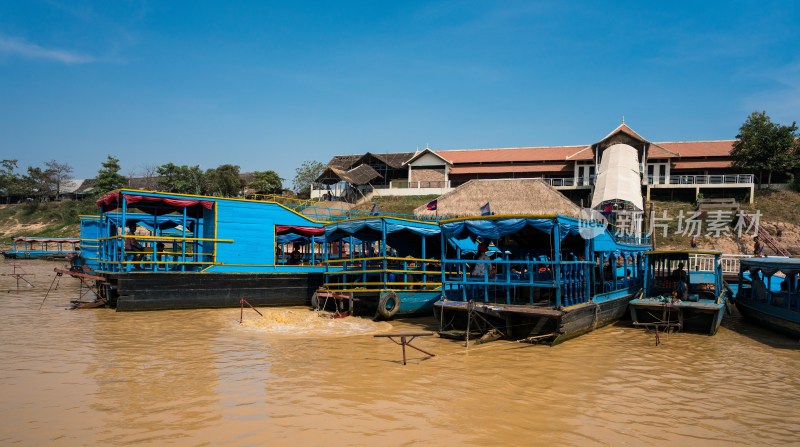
0,35 -> 94,64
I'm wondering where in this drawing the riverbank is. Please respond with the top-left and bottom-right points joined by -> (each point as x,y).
1,190 -> 798,255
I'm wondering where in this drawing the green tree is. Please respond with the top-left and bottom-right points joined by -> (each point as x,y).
0,159 -> 20,203
157,163 -> 204,194
205,164 -> 243,197
23,166 -> 53,200
732,111 -> 799,189
45,160 -> 73,199
94,155 -> 127,195
249,170 -> 283,195
292,160 -> 324,199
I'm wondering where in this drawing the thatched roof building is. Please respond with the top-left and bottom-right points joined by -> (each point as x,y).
413,179 -> 581,218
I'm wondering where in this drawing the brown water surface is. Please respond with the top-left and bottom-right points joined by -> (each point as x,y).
2,260 -> 799,446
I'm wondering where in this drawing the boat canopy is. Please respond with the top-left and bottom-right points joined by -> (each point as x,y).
741,257 -> 800,276
325,217 -> 440,240
440,215 -> 594,241
13,237 -> 80,243
97,190 -> 214,214
102,212 -> 194,232
324,217 -> 441,258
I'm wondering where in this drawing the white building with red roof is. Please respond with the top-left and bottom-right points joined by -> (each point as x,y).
313,122 -> 755,204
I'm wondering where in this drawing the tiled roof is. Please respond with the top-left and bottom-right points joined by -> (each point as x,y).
438,145 -> 593,163
598,123 -> 649,144
449,164 -> 570,175
654,141 -> 734,158
671,160 -> 733,169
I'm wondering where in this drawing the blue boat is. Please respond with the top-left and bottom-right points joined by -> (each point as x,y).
314,216 -> 445,319
80,189 -> 333,311
734,257 -> 800,338
629,250 -> 727,336
433,214 -> 651,345
2,237 -> 80,260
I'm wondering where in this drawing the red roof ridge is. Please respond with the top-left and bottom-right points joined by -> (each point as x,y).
438,144 -> 588,153
655,140 -> 735,144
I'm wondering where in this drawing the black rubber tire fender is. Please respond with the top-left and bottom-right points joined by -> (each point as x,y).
377,291 -> 400,320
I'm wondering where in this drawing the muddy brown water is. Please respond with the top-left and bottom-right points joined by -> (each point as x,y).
2,260 -> 799,446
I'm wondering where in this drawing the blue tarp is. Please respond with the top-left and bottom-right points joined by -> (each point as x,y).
440,216 -> 593,241
103,212 -> 193,232
325,217 -> 440,241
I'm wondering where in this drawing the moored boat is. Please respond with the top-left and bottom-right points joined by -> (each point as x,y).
1,237 -> 80,260
433,214 -> 651,345
80,189 -> 338,311
734,257 -> 800,338
314,216 -> 444,319
629,250 -> 727,336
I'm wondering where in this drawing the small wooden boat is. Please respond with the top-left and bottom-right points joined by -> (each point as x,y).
2,237 -> 80,260
734,257 -> 800,338
629,250 -> 727,336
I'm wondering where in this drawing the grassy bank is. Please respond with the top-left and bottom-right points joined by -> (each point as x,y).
0,200 -> 98,248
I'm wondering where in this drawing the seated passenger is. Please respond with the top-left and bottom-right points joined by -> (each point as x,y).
288,244 -> 303,265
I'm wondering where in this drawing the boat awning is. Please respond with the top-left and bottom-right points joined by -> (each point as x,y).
324,217 -> 440,240
439,215 -> 588,241
590,144 -> 644,211
14,237 -> 80,243
97,190 -> 214,213
741,257 -> 800,276
103,212 -> 194,232
276,225 -> 325,236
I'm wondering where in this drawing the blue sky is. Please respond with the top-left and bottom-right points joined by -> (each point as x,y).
1,1 -> 798,185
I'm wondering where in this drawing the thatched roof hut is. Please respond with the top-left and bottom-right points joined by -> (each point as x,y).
413,179 -> 581,218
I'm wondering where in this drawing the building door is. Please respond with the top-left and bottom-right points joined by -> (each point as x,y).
577,164 -> 595,186
647,163 -> 668,184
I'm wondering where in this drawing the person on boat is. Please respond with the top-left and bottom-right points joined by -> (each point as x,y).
125,223 -> 145,269
753,236 -> 764,257
671,262 -> 688,300
471,243 -> 491,278
288,244 -> 303,265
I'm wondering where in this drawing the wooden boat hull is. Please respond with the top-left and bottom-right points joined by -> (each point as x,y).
317,290 -> 441,319
735,299 -> 800,339
433,290 -> 635,346
103,272 -> 323,311
629,298 -> 725,335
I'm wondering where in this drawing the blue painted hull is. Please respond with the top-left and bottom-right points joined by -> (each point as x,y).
735,299 -> 800,339
322,290 -> 441,319
630,298 -> 725,335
